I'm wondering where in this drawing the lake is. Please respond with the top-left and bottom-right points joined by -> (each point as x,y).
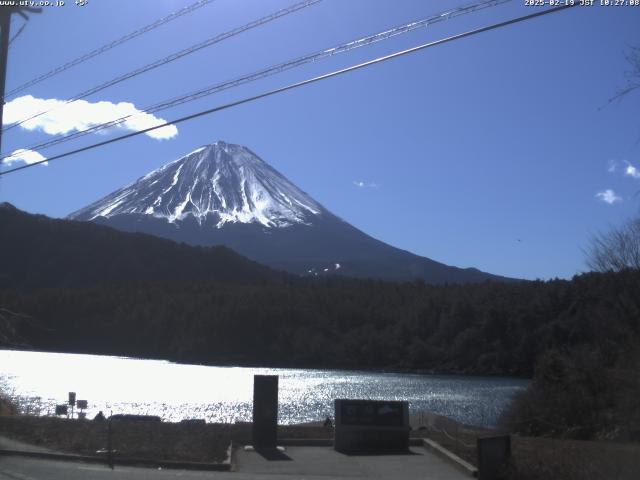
0,349 -> 528,427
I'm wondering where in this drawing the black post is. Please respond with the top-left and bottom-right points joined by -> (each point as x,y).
477,435 -> 511,480
0,6 -> 40,155
0,8 -> 11,155
252,375 -> 278,449
107,414 -> 113,470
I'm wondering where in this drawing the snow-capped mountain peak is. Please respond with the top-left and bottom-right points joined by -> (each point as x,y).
69,141 -> 325,228
68,140 -> 512,284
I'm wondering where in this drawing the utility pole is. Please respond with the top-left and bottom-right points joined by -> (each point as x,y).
0,6 -> 41,155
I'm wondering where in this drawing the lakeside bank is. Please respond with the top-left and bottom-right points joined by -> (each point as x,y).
1,410 -> 638,480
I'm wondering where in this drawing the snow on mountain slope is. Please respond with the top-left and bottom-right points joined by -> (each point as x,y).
69,141 -> 325,228
68,140 -> 515,284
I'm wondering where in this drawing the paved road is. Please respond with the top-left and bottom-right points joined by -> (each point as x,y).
235,446 -> 468,479
0,455 -> 224,479
0,446 -> 469,480
0,436 -> 56,454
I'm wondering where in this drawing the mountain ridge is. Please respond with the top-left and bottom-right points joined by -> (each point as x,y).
68,141 -> 515,284
0,202 -> 284,290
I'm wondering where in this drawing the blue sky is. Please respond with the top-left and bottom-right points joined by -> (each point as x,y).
1,0 -> 639,280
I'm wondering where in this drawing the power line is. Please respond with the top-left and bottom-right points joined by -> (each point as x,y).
144,0 -> 512,117
0,4 -> 577,178
0,0 -> 510,161
3,0 -> 322,133
2,0 -> 217,101
1,0 -> 508,158
8,22 -> 26,46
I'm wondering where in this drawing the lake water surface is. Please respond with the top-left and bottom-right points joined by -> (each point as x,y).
0,350 -> 528,427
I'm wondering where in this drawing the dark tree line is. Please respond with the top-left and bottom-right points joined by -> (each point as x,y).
2,204 -> 640,440
0,203 -> 285,291
500,344 -> 640,441
1,269 -> 639,380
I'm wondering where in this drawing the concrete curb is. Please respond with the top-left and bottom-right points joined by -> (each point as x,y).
280,438 -> 333,447
227,440 -> 237,471
277,438 -> 423,447
0,449 -> 105,464
421,438 -> 478,477
0,448 -> 231,471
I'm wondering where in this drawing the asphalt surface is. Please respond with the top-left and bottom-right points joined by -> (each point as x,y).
235,446 -> 468,479
0,455 -> 224,479
0,446 -> 469,479
0,436 -> 56,454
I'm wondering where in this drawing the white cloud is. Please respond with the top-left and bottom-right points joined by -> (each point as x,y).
595,189 -> 622,205
625,163 -> 640,179
3,149 -> 48,166
607,159 -> 618,173
4,95 -> 177,140
353,180 -> 379,188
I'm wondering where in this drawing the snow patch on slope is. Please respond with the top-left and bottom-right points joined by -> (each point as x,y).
68,141 -> 325,229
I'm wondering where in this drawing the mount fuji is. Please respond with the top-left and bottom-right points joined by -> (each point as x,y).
68,141 -> 510,284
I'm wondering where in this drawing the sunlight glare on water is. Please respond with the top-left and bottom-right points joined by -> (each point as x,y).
0,350 -> 528,426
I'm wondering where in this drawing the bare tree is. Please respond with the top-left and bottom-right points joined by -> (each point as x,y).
0,307 -> 30,347
609,45 -> 640,104
586,217 -> 640,272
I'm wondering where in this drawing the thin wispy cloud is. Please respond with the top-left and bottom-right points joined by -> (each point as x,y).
608,159 -> 640,179
625,163 -> 640,179
353,180 -> 379,189
595,189 -> 622,205
3,149 -> 48,167
3,95 -> 178,140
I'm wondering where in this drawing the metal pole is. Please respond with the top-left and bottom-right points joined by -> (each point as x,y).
107,413 -> 113,469
0,6 -> 40,156
0,9 -> 11,155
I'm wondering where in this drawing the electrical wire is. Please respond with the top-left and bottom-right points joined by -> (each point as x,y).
145,0 -> 512,117
8,22 -> 26,46
0,3 -> 578,177
2,0 -> 218,101
0,0 -> 510,161
3,0 -> 322,133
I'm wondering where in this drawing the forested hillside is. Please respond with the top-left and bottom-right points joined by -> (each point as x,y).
2,203 -> 639,440
0,203 -> 285,289
2,269 -> 638,378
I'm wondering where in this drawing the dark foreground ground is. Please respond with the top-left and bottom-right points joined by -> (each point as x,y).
0,446 -> 472,480
421,417 -> 640,480
1,415 -> 639,479
0,415 -> 335,462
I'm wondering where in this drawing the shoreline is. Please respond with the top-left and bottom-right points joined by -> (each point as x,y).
2,411 -> 638,479
0,346 -> 532,380
1,348 -> 527,429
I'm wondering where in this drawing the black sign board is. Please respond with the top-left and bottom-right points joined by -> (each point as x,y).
478,435 -> 511,480
334,399 -> 409,453
110,414 -> 161,422
77,400 -> 88,410
55,404 -> 68,416
252,375 -> 278,448
68,392 -> 76,406
339,399 -> 404,427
